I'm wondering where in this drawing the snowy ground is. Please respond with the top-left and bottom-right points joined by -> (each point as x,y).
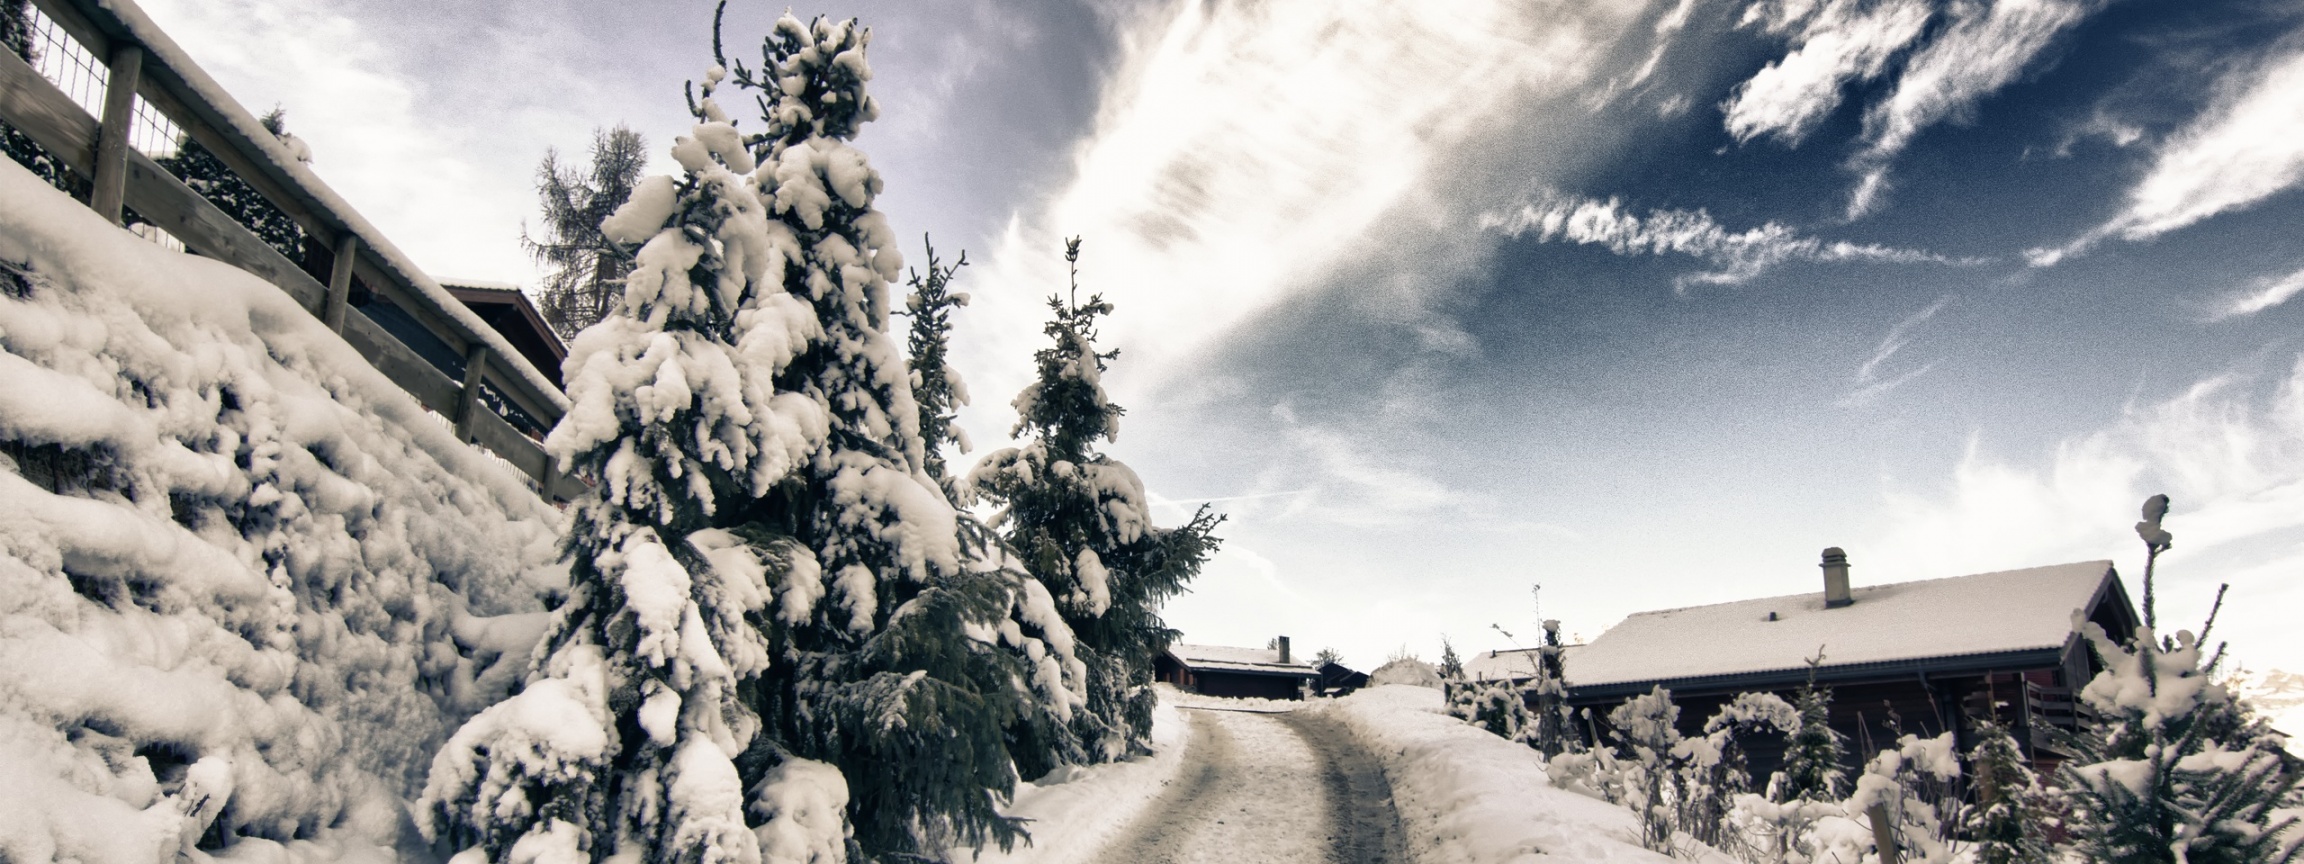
976,684 -> 1684,864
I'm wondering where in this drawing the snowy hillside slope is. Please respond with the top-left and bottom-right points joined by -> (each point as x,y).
0,158 -> 565,862
1322,686 -> 1698,864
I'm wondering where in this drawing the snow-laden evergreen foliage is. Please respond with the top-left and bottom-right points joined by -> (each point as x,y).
2058,495 -> 2303,864
149,109 -> 306,264
527,125 -> 649,340
896,238 -> 1089,785
1527,619 -> 1575,757
972,238 -> 1222,762
1964,717 -> 2050,864
428,10 -> 1061,861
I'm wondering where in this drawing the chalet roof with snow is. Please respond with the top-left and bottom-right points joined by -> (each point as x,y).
1166,643 -> 1319,678
1560,559 -> 2132,698
1464,645 -> 1584,682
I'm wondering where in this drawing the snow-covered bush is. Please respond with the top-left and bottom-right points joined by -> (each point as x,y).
1844,731 -> 1963,864
2057,495 -> 2303,864
0,153 -> 561,863
971,238 -> 1221,764
1464,680 -> 1535,740
1675,692 -> 1798,852
1608,686 -> 1684,852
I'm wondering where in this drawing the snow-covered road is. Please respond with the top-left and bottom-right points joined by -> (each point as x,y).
1100,704 -> 1406,864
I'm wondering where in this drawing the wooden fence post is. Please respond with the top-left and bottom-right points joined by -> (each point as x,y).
1867,802 -> 1901,864
90,43 -> 143,224
454,343 -> 489,442
323,233 -> 357,332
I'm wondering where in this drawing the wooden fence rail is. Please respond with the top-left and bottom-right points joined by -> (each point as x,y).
2,0 -> 584,501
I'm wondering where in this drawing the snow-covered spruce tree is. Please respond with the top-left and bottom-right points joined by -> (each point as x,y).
419,64 -> 813,864
1964,717 -> 2050,864
1527,619 -> 1576,758
527,124 -> 649,340
2058,495 -> 2303,864
897,237 -> 1089,783
973,237 -> 1223,762
1773,651 -> 1848,804
151,109 -> 305,262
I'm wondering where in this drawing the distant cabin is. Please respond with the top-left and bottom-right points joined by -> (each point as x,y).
1157,637 -> 1322,700
1318,661 -> 1371,697
1471,549 -> 2138,774
440,280 -> 568,392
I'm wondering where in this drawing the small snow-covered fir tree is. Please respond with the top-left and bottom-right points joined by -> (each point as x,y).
151,109 -> 305,262
1773,651 -> 1848,804
527,124 -> 649,339
1965,717 -> 2050,864
1527,619 -> 1576,757
972,237 -> 1222,761
2058,495 -> 2303,864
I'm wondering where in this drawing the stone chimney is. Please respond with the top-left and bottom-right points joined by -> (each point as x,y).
1821,547 -> 1852,608
1277,635 -> 1292,664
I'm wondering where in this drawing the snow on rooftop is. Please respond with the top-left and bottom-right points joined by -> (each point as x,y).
1565,560 -> 2117,689
1169,642 -> 1318,675
439,278 -> 524,293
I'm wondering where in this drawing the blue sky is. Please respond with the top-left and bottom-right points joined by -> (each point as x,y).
143,0 -> 2304,674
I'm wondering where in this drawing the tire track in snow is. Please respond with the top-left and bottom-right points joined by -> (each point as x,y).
1100,705 -> 1404,864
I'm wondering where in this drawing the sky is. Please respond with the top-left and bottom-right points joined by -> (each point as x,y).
131,0 -> 2304,677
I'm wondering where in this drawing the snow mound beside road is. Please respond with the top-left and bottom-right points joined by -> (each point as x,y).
1325,685 -> 1691,864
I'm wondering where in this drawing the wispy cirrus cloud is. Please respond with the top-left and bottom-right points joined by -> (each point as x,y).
2031,41 -> 2304,266
1722,0 -> 1933,147
1724,0 -> 2101,219
1840,294 -> 1954,407
2208,267 -> 2304,322
1479,193 -> 1979,289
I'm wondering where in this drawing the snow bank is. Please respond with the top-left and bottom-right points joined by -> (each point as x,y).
1323,685 -> 1683,864
957,687 -> 1188,864
0,157 -> 563,862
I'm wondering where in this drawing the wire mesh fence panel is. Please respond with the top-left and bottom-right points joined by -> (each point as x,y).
25,6 -> 104,118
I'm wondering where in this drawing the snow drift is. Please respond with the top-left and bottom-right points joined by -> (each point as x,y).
0,157 -> 564,863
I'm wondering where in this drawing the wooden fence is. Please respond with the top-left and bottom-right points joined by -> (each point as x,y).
0,0 -> 585,501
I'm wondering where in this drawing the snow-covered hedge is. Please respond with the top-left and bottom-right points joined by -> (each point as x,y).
0,158 -> 564,862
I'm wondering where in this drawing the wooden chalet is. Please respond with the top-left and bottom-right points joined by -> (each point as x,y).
439,279 -> 568,391
1156,637 -> 1321,700
1318,661 -> 1371,697
1475,549 -> 2137,775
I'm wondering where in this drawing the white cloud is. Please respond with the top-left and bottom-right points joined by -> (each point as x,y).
1840,294 -> 1953,407
1721,0 -> 1933,146
954,0 -> 1653,426
1480,193 -> 1978,289
2209,266 -> 2304,322
2032,42 -> 2304,266
1859,357 -> 2304,670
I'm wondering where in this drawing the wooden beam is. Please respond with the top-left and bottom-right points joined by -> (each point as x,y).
0,48 -> 97,173
89,43 -> 141,224
340,312 -> 462,416
119,149 -> 325,308
323,233 -> 357,332
453,343 -> 490,442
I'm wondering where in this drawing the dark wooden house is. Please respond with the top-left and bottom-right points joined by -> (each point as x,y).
1156,637 -> 1321,700
1479,550 -> 2137,775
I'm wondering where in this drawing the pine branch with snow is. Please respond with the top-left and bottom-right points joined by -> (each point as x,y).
2057,496 -> 2303,864
1964,717 -> 2051,864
